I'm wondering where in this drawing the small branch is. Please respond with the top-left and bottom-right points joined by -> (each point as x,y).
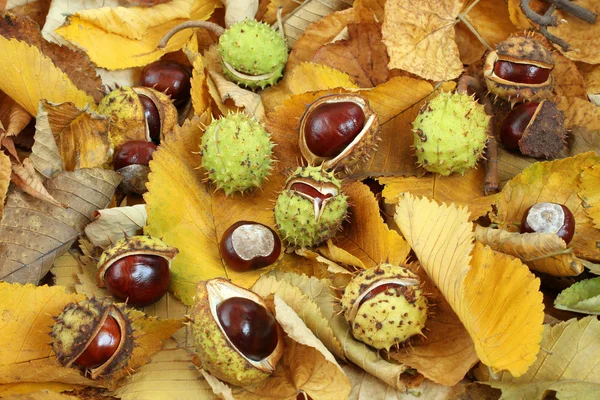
550,0 -> 598,24
276,6 -> 285,40
456,75 -> 493,115
158,20 -> 225,49
521,0 -> 558,26
539,25 -> 571,51
483,136 -> 500,196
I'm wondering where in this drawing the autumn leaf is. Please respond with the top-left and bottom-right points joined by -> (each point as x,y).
0,168 -> 120,284
380,168 -> 497,221
187,49 -> 211,117
486,317 -> 600,399
475,226 -> 584,277
0,151 -> 9,219
208,70 -> 266,120
580,164 -> 600,229
395,194 -> 544,377
10,157 -> 64,207
554,277 -> 600,315
493,152 -> 600,262
0,91 -> 32,137
83,205 -> 147,248
382,0 -> 463,81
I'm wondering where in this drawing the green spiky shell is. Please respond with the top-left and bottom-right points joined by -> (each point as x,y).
340,264 -> 428,350
200,113 -> 274,195
412,92 -> 490,176
274,166 -> 348,248
50,298 -> 134,378
218,20 -> 288,89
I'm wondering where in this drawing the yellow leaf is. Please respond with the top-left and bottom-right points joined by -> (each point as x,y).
188,50 -> 211,117
461,0 -> 518,49
493,152 -> 600,262
56,0 -> 221,70
381,168 -> 497,221
394,194 -> 544,376
0,151 -> 9,220
0,382 -> 85,397
382,0 -> 464,81
0,37 -> 93,116
287,62 -> 358,94
580,164 -> 600,229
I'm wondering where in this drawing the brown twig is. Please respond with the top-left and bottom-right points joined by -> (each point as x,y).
551,0 -> 597,24
158,20 -> 225,49
521,0 -> 558,26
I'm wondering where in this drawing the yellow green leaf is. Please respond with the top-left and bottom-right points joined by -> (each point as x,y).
580,164 -> 600,229
555,277 -> 600,315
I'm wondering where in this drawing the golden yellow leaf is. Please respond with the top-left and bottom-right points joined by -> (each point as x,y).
488,317 -> 600,399
332,181 -> 410,268
316,240 -> 365,270
394,194 -> 544,376
1,390 -> 81,400
353,0 -> 385,20
493,152 -> 600,262
287,62 -> 358,95
455,23 -> 486,65
461,0 -> 518,49
382,0 -> 463,81
56,0 -> 221,69
188,51 -> 211,117
0,151 -> 9,219
580,164 -> 600,229
380,168 -> 496,221
0,37 -> 93,116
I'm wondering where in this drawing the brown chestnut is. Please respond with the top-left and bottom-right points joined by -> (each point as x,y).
500,102 -> 539,152
74,315 -> 121,369
220,221 -> 281,272
140,60 -> 192,108
520,202 -> 575,244
493,61 -> 551,85
304,101 -> 365,158
138,94 -> 161,144
103,255 -> 171,307
113,140 -> 157,170
217,297 -> 279,361
290,181 -> 334,210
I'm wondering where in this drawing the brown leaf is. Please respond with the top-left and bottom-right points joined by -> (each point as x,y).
83,204 -> 147,248
10,158 -> 64,208
0,168 -> 121,284
553,52 -> 587,99
0,151 -> 9,219
262,0 -> 298,24
353,0 -> 385,20
0,91 -> 32,137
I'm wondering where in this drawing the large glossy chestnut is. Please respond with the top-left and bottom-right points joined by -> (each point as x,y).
103,254 -> 171,307
520,202 -> 575,244
493,61 -> 551,85
74,315 -> 121,369
217,297 -> 279,361
304,101 -> 365,158
138,94 -> 161,144
220,221 -> 281,272
140,60 -> 192,107
113,140 -> 157,170
500,102 -> 539,152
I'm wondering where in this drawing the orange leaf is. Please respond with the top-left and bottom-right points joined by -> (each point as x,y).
0,151 -> 9,219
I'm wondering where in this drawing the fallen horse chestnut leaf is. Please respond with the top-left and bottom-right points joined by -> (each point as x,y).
520,202 -> 576,244
219,221 -> 282,272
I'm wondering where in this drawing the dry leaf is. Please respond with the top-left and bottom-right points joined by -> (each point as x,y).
30,100 -> 110,175
223,0 -> 258,27
380,168 -> 496,221
555,277 -> 600,315
0,168 -> 120,284
0,91 -> 32,137
493,152 -> 600,262
208,70 -> 265,120
49,251 -> 81,294
0,151 -> 10,219
580,164 -> 600,229
382,0 -> 463,81
459,0 -> 517,54
187,48 -> 211,117
83,204 -> 147,248
262,0 -> 298,24
487,317 -> 600,399
553,52 -> 587,99
395,194 -> 544,377
10,157 -> 64,208
475,226 -> 584,277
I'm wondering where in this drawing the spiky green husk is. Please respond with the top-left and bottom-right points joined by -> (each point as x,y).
412,92 -> 490,176
274,166 -> 348,248
97,87 -> 147,149
200,113 -> 274,195
218,20 -> 288,89
340,264 -> 428,350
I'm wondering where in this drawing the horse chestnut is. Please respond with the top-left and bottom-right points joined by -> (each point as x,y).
74,315 -> 121,369
219,221 -> 281,272
113,140 -> 157,170
140,60 -> 192,108
493,61 -> 551,85
217,297 -> 279,361
520,202 -> 575,244
500,102 -> 539,152
138,94 -> 161,144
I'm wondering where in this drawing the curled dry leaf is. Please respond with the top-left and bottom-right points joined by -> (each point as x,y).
380,168 -> 497,222
0,91 -> 31,137
475,225 -> 584,277
0,168 -> 120,284
186,47 -> 211,118
580,164 -> 600,229
30,100 -> 110,176
84,204 -> 147,248
208,70 -> 266,120
493,152 -> 600,262
555,277 -> 600,315
381,0 -> 463,81
0,151 -> 9,219
10,157 -> 64,208
55,0 -> 221,69
395,194 -> 544,377
487,317 -> 600,398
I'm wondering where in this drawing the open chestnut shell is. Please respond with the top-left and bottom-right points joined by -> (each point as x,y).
299,94 -> 380,173
219,221 -> 282,272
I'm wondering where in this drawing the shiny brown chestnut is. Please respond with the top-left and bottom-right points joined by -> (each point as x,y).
140,60 -> 192,108
220,221 -> 281,272
74,315 -> 121,369
520,202 -> 575,244
500,102 -> 539,152
138,94 -> 161,144
113,140 -> 157,170
493,61 -> 551,85
217,297 -> 279,361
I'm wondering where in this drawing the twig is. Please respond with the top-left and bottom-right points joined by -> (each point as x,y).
521,0 -> 558,26
158,21 -> 225,49
550,0 -> 597,24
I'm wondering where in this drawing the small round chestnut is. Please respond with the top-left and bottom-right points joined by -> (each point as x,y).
520,202 -> 575,244
138,94 -> 161,144
500,102 -> 539,152
140,60 -> 192,108
217,297 -> 279,361
74,315 -> 121,369
113,140 -> 157,170
219,221 -> 281,272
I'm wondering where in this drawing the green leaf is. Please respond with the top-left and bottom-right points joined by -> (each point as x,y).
555,277 -> 600,315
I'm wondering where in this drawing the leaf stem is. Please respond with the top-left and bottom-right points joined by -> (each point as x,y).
158,21 -> 225,49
